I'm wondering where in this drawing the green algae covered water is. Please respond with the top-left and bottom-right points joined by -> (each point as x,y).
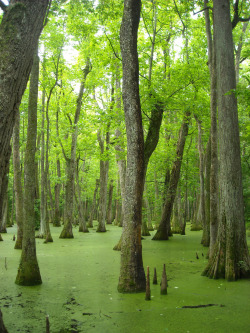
0,223 -> 249,333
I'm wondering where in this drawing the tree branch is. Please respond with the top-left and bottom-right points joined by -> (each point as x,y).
193,6 -> 212,15
232,0 -> 250,30
0,0 -> 7,12
104,31 -> 122,62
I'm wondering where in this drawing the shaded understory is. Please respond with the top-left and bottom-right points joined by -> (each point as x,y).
0,223 -> 249,333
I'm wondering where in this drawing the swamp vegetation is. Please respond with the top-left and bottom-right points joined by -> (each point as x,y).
1,223 -> 250,333
0,0 -> 250,332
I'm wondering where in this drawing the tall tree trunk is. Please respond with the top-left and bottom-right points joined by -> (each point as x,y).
96,129 -> 109,232
15,51 -> 42,286
13,110 -> 23,249
88,179 -> 99,228
203,135 -> 211,246
0,0 -> 51,211
203,0 -> 250,280
152,112 -> 190,240
118,0 -> 146,293
194,116 -> 207,243
107,180 -> 114,224
0,172 -> 9,233
60,60 -> 91,238
76,159 -> 88,233
204,0 -> 219,256
39,90 -> 46,238
54,159 -> 61,227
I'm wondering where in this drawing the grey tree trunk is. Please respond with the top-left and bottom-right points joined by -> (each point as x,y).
54,159 -> 61,227
118,0 -> 146,293
203,0 -> 250,280
60,60 -> 91,238
88,179 -> 100,228
13,110 -> 23,249
107,180 -> 114,224
76,159 -> 88,233
152,112 -> 190,240
204,0 -> 219,256
15,51 -> 42,286
194,116 -> 207,244
39,90 -> 46,238
96,129 -> 109,232
0,0 -> 51,211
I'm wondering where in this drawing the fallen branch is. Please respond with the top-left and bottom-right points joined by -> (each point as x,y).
182,304 -> 225,309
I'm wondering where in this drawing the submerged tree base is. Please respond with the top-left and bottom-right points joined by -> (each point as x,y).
59,229 -> 74,239
15,260 -> 42,286
113,237 -> 122,251
14,239 -> 22,249
96,226 -> 106,233
44,233 -> 53,243
202,241 -> 250,281
79,225 -> 89,233
152,229 -> 169,240
141,223 -> 151,236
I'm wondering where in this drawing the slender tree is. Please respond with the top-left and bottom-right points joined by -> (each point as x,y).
118,0 -> 146,293
60,59 -> 91,238
15,51 -> 42,286
13,110 -> 23,249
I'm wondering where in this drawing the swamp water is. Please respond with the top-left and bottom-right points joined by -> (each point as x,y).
0,223 -> 249,333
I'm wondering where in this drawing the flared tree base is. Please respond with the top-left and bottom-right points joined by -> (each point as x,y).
152,229 -> 169,240
79,225 -> 89,233
190,223 -> 203,231
59,228 -> 74,239
96,225 -> 106,232
44,233 -> 53,243
0,234 -> 3,241
117,273 -> 146,293
113,237 -> 122,251
141,223 -> 151,236
15,260 -> 42,286
202,242 -> 250,281
14,238 -> 22,249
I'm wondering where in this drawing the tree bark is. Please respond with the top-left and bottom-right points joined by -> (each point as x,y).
60,60 -> 91,238
15,51 -> 42,286
13,109 -> 23,249
152,112 -> 190,240
88,179 -> 99,228
0,0 -> 51,210
118,0 -> 146,293
203,0 -> 250,280
107,180 -> 114,224
204,0 -> 219,256
96,129 -> 109,232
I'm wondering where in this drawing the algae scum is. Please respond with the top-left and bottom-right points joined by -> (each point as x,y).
0,223 -> 249,333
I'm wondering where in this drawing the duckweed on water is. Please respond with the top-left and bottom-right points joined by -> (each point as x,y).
0,223 -> 249,333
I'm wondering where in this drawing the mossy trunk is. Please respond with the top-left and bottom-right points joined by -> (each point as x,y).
118,0 -> 146,293
96,130 -> 109,233
88,179 -> 99,228
0,0 -> 50,222
15,52 -> 42,286
107,180 -> 114,224
202,0 -> 250,280
153,112 -> 190,240
53,159 -> 61,227
13,111 -> 23,249
60,64 -> 90,239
